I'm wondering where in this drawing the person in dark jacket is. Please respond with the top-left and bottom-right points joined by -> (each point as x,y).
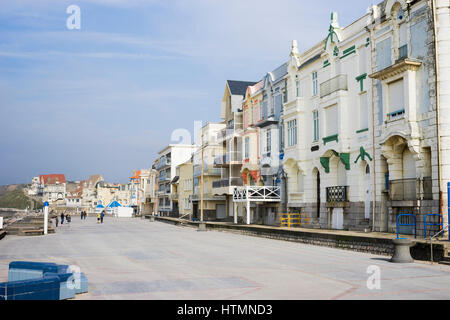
60,212 -> 65,225
100,211 -> 105,224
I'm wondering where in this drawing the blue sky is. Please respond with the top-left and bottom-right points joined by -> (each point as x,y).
0,0 -> 376,185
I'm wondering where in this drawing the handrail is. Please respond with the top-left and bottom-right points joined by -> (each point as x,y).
179,213 -> 190,221
424,214 -> 443,239
430,223 -> 449,264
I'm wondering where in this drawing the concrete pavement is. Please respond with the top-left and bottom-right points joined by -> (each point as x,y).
0,217 -> 450,300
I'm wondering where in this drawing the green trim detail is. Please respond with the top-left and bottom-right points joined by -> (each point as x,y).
356,73 -> 367,92
356,128 -> 369,134
323,60 -> 330,68
333,46 -> 339,57
339,153 -> 351,170
320,157 -> 330,173
340,45 -> 356,59
354,146 -> 373,164
323,134 -> 339,145
365,37 -> 370,47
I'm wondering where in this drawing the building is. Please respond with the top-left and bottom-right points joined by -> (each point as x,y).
139,168 -> 159,215
156,144 -> 198,216
39,174 -> 66,204
172,160 -> 193,219
191,123 -> 227,221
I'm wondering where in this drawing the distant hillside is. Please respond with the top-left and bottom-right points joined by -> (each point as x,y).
0,187 -> 43,210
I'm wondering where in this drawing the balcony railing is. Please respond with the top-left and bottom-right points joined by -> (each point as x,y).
212,178 -> 243,189
156,156 -> 171,170
389,178 -> 433,201
158,173 -> 171,182
233,186 -> 281,202
320,74 -> 348,98
193,165 -> 222,177
213,152 -> 242,166
326,186 -> 349,203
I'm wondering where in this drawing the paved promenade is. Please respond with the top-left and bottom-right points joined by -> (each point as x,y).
0,217 -> 450,300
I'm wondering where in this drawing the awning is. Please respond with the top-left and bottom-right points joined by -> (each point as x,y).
171,176 -> 180,184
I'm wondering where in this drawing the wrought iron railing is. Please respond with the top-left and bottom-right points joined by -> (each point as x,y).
326,186 -> 349,203
212,178 -> 243,189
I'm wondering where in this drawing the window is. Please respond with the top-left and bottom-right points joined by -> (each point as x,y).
287,119 -> 298,147
360,94 -> 368,130
266,130 -> 272,153
325,105 -> 338,136
388,79 -> 404,113
312,72 -> 318,96
263,95 -> 268,119
313,110 -> 319,142
245,137 -> 250,159
283,89 -> 288,103
260,101 -> 264,120
296,80 -> 300,97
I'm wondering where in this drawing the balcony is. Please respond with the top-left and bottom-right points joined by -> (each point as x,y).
193,165 -> 222,177
170,193 -> 179,201
158,173 -> 171,182
388,178 -> 432,201
212,178 -> 243,189
320,74 -> 348,98
213,152 -> 242,167
156,156 -> 171,170
233,186 -> 281,203
326,186 -> 349,203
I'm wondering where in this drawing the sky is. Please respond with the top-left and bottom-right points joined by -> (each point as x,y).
0,0 -> 377,185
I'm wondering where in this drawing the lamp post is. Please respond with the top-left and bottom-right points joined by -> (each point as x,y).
199,132 -> 207,231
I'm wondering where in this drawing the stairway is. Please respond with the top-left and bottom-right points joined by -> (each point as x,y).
5,215 -> 55,236
439,244 -> 450,266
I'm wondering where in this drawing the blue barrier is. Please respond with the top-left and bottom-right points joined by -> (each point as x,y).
424,214 -> 443,239
44,273 -> 76,300
8,261 -> 69,282
397,214 -> 417,239
3,261 -> 88,300
0,276 -> 60,300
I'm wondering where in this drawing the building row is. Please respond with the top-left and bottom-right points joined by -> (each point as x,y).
150,0 -> 450,237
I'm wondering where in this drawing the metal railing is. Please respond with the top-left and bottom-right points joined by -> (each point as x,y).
430,224 -> 449,264
396,214 -> 417,239
326,186 -> 349,203
280,213 -> 309,228
213,152 -> 242,166
424,214 -> 443,239
193,165 -> 222,177
320,74 -> 348,98
212,178 -> 243,189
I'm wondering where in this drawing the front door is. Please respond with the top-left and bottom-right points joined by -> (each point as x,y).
332,208 -> 344,230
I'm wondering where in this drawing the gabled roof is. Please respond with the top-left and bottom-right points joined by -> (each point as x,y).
39,174 -> 66,185
227,80 -> 257,96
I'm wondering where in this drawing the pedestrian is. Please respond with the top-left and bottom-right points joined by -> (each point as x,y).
101,210 -> 105,224
81,211 -> 83,220
66,213 -> 71,224
97,212 -> 100,224
60,212 -> 65,225
55,216 -> 59,228
84,211 -> 87,220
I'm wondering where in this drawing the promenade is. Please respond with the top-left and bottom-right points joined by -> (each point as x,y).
0,217 -> 450,300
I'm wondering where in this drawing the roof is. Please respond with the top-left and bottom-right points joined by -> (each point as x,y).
227,80 -> 257,96
130,170 -> 141,180
268,63 -> 287,83
107,201 -> 122,208
39,174 -> 66,185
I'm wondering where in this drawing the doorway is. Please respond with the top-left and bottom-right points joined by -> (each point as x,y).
331,208 -> 344,230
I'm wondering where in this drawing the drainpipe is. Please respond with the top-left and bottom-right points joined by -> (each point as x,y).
431,0 -> 443,224
367,22 -> 377,233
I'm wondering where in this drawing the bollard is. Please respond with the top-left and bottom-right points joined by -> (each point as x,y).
150,216 -> 155,222
198,222 -> 207,232
390,238 -> 414,263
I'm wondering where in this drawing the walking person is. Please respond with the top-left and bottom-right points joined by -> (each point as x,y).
100,210 -> 105,224
55,216 -> 59,228
84,211 -> 87,220
60,212 -> 65,225
97,212 -> 100,224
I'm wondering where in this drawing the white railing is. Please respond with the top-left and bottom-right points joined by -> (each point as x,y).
320,74 -> 348,98
430,224 -> 449,264
233,186 -> 281,203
